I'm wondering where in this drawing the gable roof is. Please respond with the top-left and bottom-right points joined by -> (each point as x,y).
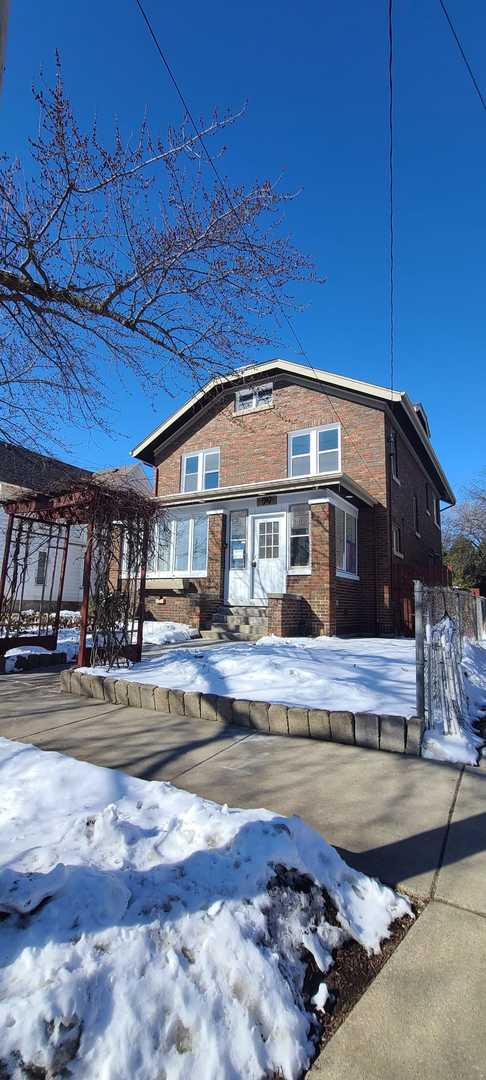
131,358 -> 454,503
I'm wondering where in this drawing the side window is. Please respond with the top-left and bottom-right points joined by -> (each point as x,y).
335,506 -> 358,575
182,449 -> 220,492
229,511 -> 247,569
289,504 -> 310,569
35,550 -> 48,585
413,494 -> 420,536
392,523 -> 403,556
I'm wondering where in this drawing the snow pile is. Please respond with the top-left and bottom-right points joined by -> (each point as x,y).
0,738 -> 410,1080
88,636 -> 416,716
141,620 -> 199,645
4,622 -> 197,673
422,639 -> 486,765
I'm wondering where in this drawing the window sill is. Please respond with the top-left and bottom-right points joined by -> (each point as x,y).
392,475 -> 401,486
415,531 -> 421,539
425,509 -> 431,516
144,572 -> 208,581
234,403 -> 274,417
336,570 -> 360,581
393,550 -> 404,559
288,567 -> 311,576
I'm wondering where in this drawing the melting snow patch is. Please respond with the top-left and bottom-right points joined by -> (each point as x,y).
0,738 -> 410,1080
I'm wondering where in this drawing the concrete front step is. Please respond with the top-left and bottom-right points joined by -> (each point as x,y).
199,629 -> 262,642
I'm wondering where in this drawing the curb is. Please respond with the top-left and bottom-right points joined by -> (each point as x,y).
61,668 -> 425,756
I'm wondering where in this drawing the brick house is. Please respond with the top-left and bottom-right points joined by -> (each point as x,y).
131,359 -> 454,638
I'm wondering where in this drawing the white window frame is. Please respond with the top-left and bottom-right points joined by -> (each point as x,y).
287,503 -> 311,575
288,423 -> 341,479
181,447 -> 220,493
147,515 -> 209,578
434,497 -> 441,528
234,381 -> 273,414
390,430 -> 400,484
335,502 -> 359,579
392,522 -> 404,558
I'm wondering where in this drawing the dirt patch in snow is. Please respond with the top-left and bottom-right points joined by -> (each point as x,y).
313,893 -> 425,1058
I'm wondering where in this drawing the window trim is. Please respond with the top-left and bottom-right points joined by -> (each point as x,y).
287,502 -> 311,576
234,381 -> 273,414
434,497 -> 441,528
392,522 -> 404,558
181,447 -> 220,493
288,423 -> 341,480
335,503 -> 359,579
147,514 -> 209,578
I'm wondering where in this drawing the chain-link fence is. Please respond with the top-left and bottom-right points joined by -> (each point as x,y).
415,581 -> 484,731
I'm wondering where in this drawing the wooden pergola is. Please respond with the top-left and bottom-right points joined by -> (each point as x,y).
0,479 -> 152,668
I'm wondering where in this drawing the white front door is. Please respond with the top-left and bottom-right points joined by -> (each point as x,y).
252,515 -> 286,602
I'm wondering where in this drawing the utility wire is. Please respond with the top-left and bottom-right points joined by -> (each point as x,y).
134,0 -> 382,488
388,0 -> 395,395
438,0 -> 486,113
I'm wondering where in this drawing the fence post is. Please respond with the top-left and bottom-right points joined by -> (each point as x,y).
414,579 -> 425,720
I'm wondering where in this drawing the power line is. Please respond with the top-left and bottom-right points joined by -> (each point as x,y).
388,0 -> 395,395
438,0 -> 486,113
134,0 -> 383,489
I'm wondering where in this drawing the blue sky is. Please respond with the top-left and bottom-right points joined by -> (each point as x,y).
3,1 -> 485,497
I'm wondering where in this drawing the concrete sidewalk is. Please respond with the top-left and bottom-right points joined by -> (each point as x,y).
1,669 -> 485,1079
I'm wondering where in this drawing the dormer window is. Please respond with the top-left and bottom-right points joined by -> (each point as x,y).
235,382 -> 273,414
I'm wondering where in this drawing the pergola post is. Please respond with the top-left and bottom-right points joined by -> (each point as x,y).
135,520 -> 149,663
0,511 -> 13,614
78,520 -> 94,667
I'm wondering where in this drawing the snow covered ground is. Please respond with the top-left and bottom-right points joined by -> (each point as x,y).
89,635 -> 418,716
0,738 -> 410,1080
4,621 -> 198,673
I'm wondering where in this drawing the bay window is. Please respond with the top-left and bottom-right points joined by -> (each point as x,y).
149,515 -> 208,576
182,448 -> 220,493
335,506 -> 358,576
289,503 -> 310,570
289,424 -> 340,478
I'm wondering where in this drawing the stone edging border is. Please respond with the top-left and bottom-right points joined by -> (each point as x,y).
61,668 -> 425,756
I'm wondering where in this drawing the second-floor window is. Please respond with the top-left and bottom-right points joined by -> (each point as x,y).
182,448 -> 220,492
288,424 -> 340,478
425,482 -> 431,514
392,522 -> 403,557
434,497 -> 441,528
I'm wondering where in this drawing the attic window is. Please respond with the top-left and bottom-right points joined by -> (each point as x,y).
234,382 -> 273,414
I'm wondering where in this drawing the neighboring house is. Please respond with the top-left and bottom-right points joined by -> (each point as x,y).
131,359 -> 455,637
0,442 -> 90,610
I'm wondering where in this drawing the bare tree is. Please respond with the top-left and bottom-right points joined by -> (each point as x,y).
0,61 -> 316,449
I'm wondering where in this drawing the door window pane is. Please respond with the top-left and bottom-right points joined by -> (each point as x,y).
258,520 -> 279,559
192,516 -> 208,572
174,519 -> 190,571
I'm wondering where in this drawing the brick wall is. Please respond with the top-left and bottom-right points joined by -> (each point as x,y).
155,380 -> 388,500
386,416 -> 443,633
287,501 -> 337,635
267,593 -> 305,636
335,506 -> 377,635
